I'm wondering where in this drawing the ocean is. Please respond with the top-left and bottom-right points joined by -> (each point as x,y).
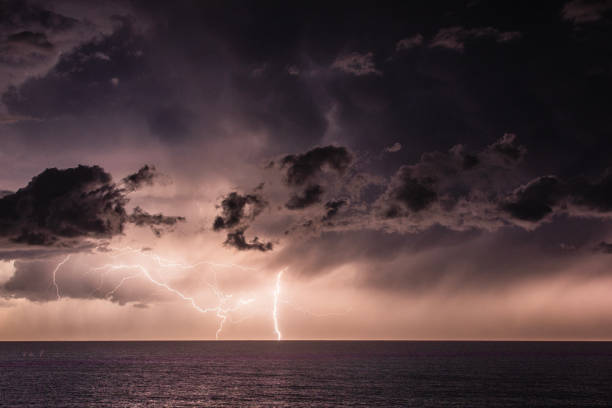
1,341 -> 611,407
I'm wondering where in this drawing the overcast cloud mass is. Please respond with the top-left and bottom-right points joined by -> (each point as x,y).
1,0 -> 612,340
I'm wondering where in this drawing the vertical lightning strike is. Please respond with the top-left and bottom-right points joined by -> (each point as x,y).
273,268 -> 286,341
52,255 -> 71,301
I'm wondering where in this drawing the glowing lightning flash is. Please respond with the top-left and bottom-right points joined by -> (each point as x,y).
50,247 -> 339,341
52,255 -> 71,301
93,261 -> 255,339
273,268 -> 286,341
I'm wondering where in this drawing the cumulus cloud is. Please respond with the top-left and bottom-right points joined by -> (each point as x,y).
562,0 -> 612,23
331,51 -> 381,76
0,165 -> 184,247
429,26 -> 521,51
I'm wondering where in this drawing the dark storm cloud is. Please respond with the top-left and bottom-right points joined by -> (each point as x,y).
212,191 -> 272,251
280,146 -> 353,186
274,145 -> 353,212
223,229 -> 272,252
0,165 -> 126,245
0,165 -> 183,248
383,168 -> 438,216
122,165 -> 159,192
128,207 -> 185,237
374,134 -> 612,233
570,169 -> 612,212
501,176 -> 563,222
500,168 -> 612,224
285,184 -> 324,210
322,199 -> 347,222
212,192 -> 267,231
378,135 -> 525,224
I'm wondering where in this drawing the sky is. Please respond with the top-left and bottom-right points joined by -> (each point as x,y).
1,0 -> 612,340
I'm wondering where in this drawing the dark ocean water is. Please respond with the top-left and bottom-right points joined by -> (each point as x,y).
1,341 -> 611,407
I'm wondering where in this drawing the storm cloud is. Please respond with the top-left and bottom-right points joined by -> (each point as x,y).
285,184 -> 324,210
212,191 -> 272,251
0,165 -> 184,247
280,145 -> 353,187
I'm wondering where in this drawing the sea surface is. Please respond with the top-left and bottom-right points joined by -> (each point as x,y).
1,341 -> 611,407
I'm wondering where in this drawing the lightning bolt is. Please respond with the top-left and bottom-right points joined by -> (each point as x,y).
273,268 -> 286,341
50,247 -> 341,341
52,255 -> 71,301
93,261 -> 256,339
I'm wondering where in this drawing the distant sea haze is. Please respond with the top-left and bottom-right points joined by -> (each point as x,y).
1,341 -> 610,407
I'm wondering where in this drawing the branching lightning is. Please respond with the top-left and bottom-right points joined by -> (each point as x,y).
91,247 -> 259,339
48,246 -> 344,340
93,262 -> 256,339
